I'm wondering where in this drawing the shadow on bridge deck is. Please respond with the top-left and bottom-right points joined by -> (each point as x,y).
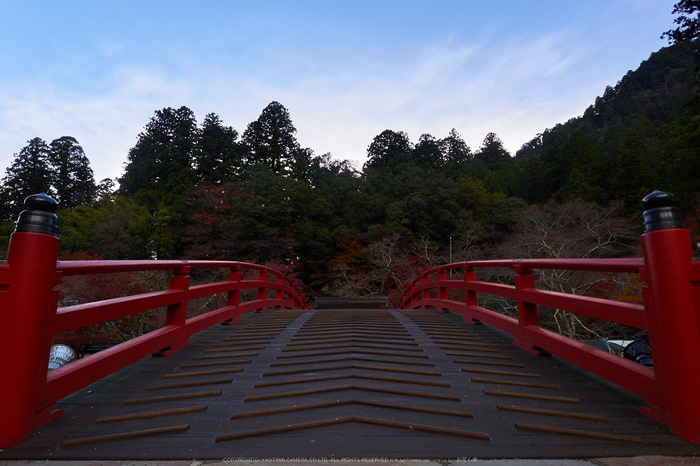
1,308 -> 699,461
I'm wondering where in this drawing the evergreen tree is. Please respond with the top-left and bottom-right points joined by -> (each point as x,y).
120,106 -> 198,199
195,113 -> 241,185
512,155 -> 548,203
364,129 -> 413,170
0,137 -> 52,220
241,101 -> 301,174
611,130 -> 654,215
118,106 -> 199,258
412,133 -> 443,168
557,129 -> 603,202
49,136 -> 96,208
540,131 -> 566,197
475,132 -> 511,171
657,112 -> 700,214
442,128 -> 472,170
662,0 -> 700,43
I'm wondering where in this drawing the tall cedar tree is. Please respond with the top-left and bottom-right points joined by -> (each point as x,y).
364,130 -> 413,170
196,113 -> 241,185
241,101 -> 301,174
0,137 -> 52,219
119,106 -> 198,201
442,128 -> 472,168
475,132 -> 510,171
49,136 -> 96,208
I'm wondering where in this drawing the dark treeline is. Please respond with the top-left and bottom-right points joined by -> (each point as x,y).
1,40 -> 699,305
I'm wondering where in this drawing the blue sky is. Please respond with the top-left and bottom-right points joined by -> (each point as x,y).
0,0 -> 678,182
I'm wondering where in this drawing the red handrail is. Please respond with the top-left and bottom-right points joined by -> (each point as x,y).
38,260 -> 306,413
398,258 -> 659,402
398,230 -> 700,444
0,237 -> 308,448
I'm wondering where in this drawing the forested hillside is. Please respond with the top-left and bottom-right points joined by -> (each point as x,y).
515,40 -> 700,215
1,41 -> 699,304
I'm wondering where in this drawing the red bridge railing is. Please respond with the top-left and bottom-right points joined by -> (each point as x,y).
398,194 -> 700,444
2,191 -> 699,447
0,195 -> 307,448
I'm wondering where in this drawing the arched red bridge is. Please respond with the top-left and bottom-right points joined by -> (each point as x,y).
1,192 -> 700,461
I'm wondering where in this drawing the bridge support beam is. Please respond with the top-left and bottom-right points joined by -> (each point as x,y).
640,191 -> 700,444
0,194 -> 61,449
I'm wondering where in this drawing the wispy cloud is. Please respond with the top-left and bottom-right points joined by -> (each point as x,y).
0,1 -> 672,182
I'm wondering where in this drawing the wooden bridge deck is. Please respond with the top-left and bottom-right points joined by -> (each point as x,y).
2,308 -> 699,460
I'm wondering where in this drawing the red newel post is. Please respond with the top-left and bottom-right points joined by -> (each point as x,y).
512,265 -> 548,356
165,266 -> 191,327
438,270 -> 448,312
640,191 -> 700,444
256,271 -> 268,312
0,194 -> 61,448
153,265 -> 192,356
228,265 -> 242,307
463,266 -> 482,325
275,276 -> 284,308
421,276 -> 429,304
221,265 -> 242,325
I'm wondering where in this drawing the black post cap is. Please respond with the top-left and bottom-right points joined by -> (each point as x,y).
642,190 -> 684,233
14,193 -> 59,237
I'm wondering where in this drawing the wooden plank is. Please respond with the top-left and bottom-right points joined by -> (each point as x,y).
144,378 -> 233,391
275,349 -> 430,359
245,384 -> 461,402
447,351 -> 512,360
61,425 -> 190,448
269,355 -> 435,367
231,399 -> 350,419
287,337 -> 419,346
230,398 -> 474,420
289,336 -> 417,344
96,405 -> 207,424
213,342 -> 268,347
434,340 -> 491,347
432,336 -> 483,342
218,417 -> 352,442
441,346 -> 500,353
461,368 -> 541,378
178,359 -> 251,368
218,416 -> 489,443
456,359 -> 525,368
498,404 -> 607,422
164,368 -> 243,378
353,416 -> 490,441
192,353 -> 259,360
254,373 -> 450,388
281,343 -> 425,353
124,390 -> 222,405
263,363 -> 442,377
471,377 -> 559,390
515,423 -> 643,444
483,389 -> 580,404
204,347 -> 262,354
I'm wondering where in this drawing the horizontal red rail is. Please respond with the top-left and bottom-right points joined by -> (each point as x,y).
415,258 -> 645,273
399,259 -> 660,405
39,261 -> 305,407
55,259 -> 280,275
